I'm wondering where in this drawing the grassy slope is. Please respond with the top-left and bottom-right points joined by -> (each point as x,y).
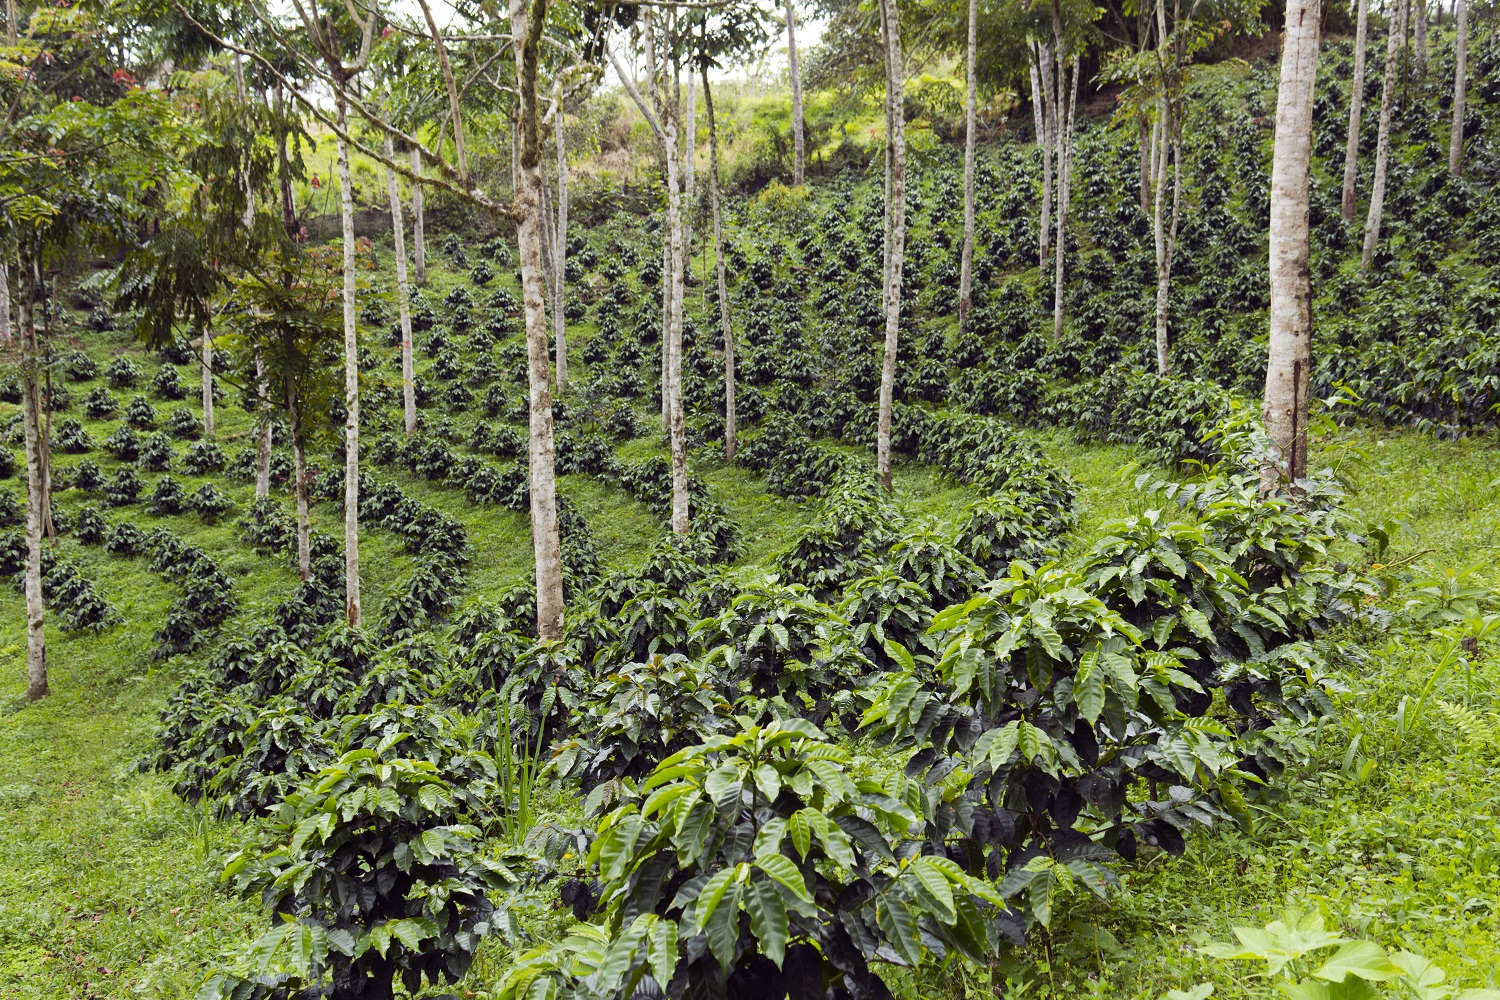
5,96 -> 1500,993
3,410 -> 1497,997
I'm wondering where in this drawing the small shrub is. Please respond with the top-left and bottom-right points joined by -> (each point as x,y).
202,716 -> 515,1000
181,441 -> 227,475
153,364 -> 189,400
75,506 -> 107,544
64,351 -> 99,381
104,520 -> 147,555
137,432 -> 175,471
73,459 -> 105,492
164,407 -> 202,439
147,476 -> 188,516
104,425 -> 140,462
104,467 -> 144,507
82,387 -> 118,419
52,419 -> 95,454
125,395 -> 157,429
104,357 -> 142,389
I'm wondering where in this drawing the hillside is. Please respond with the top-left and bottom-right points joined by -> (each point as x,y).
2,21 -> 1500,1000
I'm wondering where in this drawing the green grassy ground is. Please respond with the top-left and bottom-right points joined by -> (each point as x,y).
3,414 -> 1497,998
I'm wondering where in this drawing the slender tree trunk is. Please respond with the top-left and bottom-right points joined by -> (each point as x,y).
876,0 -> 906,492
0,262 -> 10,343
288,378 -> 311,581
511,0 -> 564,640
539,175 -> 559,324
554,106 -> 569,394
511,117 -> 522,196
1153,114 -> 1170,374
385,137 -> 418,435
336,95 -> 361,626
665,69 -> 690,535
1340,0 -> 1370,222
958,0 -> 978,325
684,68 -> 697,197
255,358 -> 272,498
1450,0 -> 1468,174
1154,111 -> 1184,375
1362,0 -> 1408,268
37,265 -> 52,541
1139,112 -> 1153,213
1413,0 -> 1428,76
787,0 -> 807,186
18,248 -> 46,699
1052,59 -> 1078,341
662,232 -> 671,432
261,88 -> 288,499
1153,0 -> 1172,374
409,147 -> 427,286
1263,0 -> 1322,488
1031,47 -> 1053,267
201,327 -> 215,437
705,71 -> 736,463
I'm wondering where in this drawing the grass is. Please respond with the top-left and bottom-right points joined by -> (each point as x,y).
5,403 -> 1500,997
5,223 -> 1500,999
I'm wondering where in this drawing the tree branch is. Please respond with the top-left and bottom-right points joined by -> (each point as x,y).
609,44 -> 667,145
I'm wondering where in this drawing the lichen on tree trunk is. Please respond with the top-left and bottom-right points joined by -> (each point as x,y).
1263,0 -> 1322,488
511,0 -> 565,640
385,136 -> 418,436
876,0 -> 906,492
335,99 -> 361,627
19,247 -> 46,700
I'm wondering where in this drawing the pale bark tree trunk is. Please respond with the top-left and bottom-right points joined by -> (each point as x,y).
201,328 -> 215,437
1052,59 -> 1078,341
684,68 -> 697,197
19,247 -> 46,701
554,106 -> 569,394
611,28 -> 690,530
787,0 -> 806,186
410,147 -> 427,286
876,0 -> 906,492
336,97 -> 361,626
665,65 -> 690,535
661,237 -> 671,431
288,378 -> 311,581
385,137 -> 418,435
260,88 -> 287,498
0,262 -> 11,343
36,264 -> 52,541
512,0 -> 565,640
1152,0 -> 1178,374
1413,0 -> 1428,76
705,70 -> 736,463
1139,112 -> 1153,213
1030,47 -> 1053,267
511,117 -> 522,195
1263,0 -> 1322,488
1340,0 -> 1370,222
255,357 -> 272,498
958,0 -> 978,325
1361,0 -> 1408,268
1450,0 -> 1467,174
539,175 -> 559,322
1154,110 -> 1184,374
